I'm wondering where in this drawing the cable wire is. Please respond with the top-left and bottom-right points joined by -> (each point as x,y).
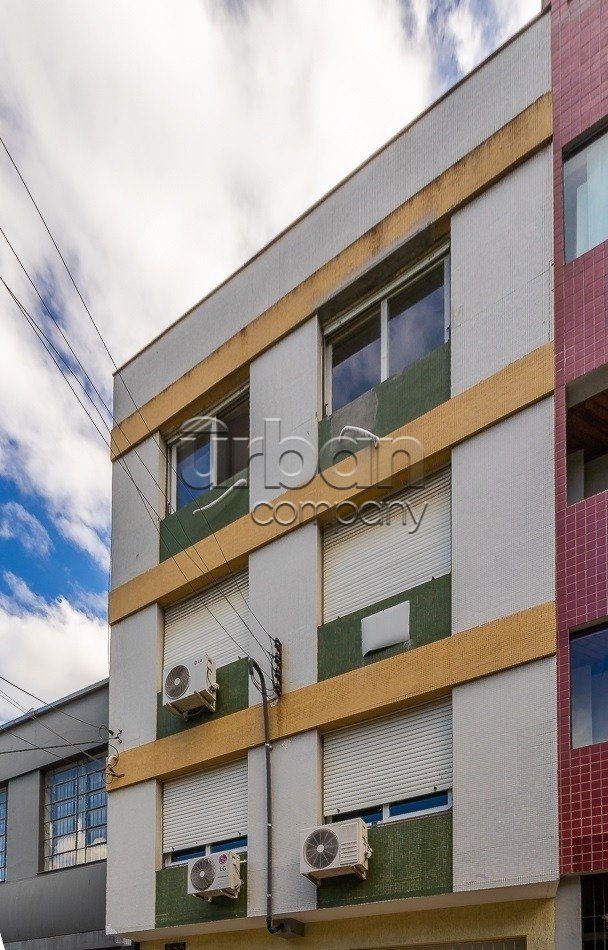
0,253 -> 272,662
0,741 -> 100,755
0,277 -> 273,671
0,137 -> 277,652
0,674 -> 113,738
0,687 -> 106,767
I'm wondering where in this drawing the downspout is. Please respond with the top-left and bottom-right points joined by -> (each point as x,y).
248,657 -> 304,938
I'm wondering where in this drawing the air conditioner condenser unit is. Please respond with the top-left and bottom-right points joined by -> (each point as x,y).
162,653 -> 218,718
187,851 -> 242,900
300,817 -> 371,882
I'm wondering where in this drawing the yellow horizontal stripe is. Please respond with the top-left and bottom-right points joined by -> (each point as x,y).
108,600 -> 555,791
109,341 -> 554,625
110,93 -> 552,460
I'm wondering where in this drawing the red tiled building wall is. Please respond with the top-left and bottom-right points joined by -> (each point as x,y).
552,0 -> 608,873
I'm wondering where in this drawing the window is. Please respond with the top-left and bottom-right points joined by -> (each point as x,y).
564,126 -> 608,262
0,787 -> 6,882
325,253 -> 449,414
43,754 -> 107,871
328,791 -> 452,827
167,836 -> 248,866
169,392 -> 249,512
571,625 -> 608,749
162,760 -> 247,860
581,873 -> 608,949
567,371 -> 608,504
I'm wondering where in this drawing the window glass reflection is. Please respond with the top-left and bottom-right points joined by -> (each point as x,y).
331,313 -> 381,413
175,432 -> 212,509
564,129 -> 608,262
388,266 -> 445,378
571,625 -> 608,748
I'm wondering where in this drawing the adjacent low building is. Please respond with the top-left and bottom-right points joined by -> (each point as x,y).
0,680 -> 130,950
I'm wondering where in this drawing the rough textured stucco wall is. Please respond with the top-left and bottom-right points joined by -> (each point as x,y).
247,732 -> 321,918
111,435 -> 165,587
139,898 -> 556,950
451,147 -> 553,395
452,398 -> 555,633
453,658 -> 558,890
109,604 -> 162,751
106,780 -> 161,935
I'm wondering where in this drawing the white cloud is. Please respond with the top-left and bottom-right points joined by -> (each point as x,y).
0,0 -> 437,571
0,572 -> 107,723
0,0 -> 542,705
445,0 -> 541,75
0,501 -> 53,556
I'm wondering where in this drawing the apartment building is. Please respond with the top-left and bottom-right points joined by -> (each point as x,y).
0,680 -> 129,950
552,0 -> 608,944
105,3 -> 608,947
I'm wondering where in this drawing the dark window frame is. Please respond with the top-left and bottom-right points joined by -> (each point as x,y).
168,388 -> 250,513
324,248 -> 450,416
570,623 -> 608,750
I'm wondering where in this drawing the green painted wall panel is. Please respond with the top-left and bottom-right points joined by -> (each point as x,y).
317,813 -> 452,908
318,343 -> 450,472
156,863 -> 247,928
160,469 -> 249,561
318,574 -> 451,681
157,658 -> 249,739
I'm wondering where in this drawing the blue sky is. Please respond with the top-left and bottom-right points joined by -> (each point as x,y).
0,0 -> 539,721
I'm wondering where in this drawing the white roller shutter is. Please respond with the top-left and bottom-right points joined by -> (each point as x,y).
162,759 -> 248,853
323,697 -> 452,816
323,467 -> 451,622
164,571 -> 250,668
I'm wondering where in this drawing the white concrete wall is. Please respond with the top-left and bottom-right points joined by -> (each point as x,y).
246,316 -> 322,916
556,877 -> 582,950
106,781 -> 161,935
249,526 -> 320,694
247,731 -> 321,918
248,314 -> 321,695
114,14 -> 550,420
249,316 -> 321,507
452,657 -> 558,890
452,397 -> 555,633
108,604 -> 162,751
451,146 -> 553,394
106,608 -> 162,935
111,435 -> 165,588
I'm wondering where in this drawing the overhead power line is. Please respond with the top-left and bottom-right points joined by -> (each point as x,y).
0,686 -> 107,768
0,132 -> 277,657
0,674 -> 112,738
0,276 -> 274,673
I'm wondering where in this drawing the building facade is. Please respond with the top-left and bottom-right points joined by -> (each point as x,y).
552,0 -> 608,942
106,3 -> 608,948
0,680 -> 128,950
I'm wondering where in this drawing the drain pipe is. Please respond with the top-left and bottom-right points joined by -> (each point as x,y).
248,657 -> 304,939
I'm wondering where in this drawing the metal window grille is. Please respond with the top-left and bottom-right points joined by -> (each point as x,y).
582,874 -> 608,949
43,753 -> 107,871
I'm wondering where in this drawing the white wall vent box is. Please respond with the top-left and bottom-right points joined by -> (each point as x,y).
361,600 -> 410,656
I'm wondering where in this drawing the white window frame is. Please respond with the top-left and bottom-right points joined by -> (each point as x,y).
167,385 -> 249,514
43,752 -> 107,872
326,790 -> 452,827
324,243 -> 450,416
